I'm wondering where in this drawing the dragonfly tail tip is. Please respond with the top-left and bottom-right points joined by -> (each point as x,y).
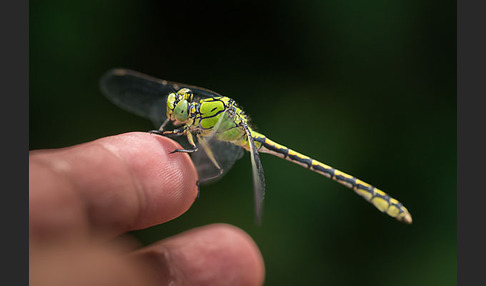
401,213 -> 413,224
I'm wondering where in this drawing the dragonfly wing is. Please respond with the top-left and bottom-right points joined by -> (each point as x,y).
192,108 -> 265,223
241,122 -> 266,224
190,109 -> 245,183
100,69 -> 171,126
100,68 -> 223,126
191,138 -> 245,183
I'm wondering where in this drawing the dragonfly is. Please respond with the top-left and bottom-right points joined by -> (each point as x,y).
100,68 -> 412,225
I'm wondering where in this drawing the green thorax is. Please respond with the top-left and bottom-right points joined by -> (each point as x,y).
187,96 -> 263,149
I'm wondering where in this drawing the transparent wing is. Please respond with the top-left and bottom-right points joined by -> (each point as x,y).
193,110 -> 265,223
191,138 -> 245,184
207,109 -> 265,224
191,109 -> 245,183
100,68 -> 222,126
241,122 -> 266,225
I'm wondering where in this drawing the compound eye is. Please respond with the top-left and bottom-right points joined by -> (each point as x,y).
174,99 -> 189,122
167,93 -> 176,110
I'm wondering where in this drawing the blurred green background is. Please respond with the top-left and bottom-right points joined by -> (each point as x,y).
30,0 -> 456,285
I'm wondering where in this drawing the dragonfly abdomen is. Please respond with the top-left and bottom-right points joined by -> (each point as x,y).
253,133 -> 412,224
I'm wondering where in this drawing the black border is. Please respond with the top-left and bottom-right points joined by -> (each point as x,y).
2,0 -> 29,283
458,0 -> 486,285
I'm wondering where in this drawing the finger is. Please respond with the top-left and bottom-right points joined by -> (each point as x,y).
132,224 -> 265,286
29,132 -> 198,240
30,237 -> 159,286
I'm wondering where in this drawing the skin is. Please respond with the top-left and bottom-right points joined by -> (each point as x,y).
30,132 -> 265,286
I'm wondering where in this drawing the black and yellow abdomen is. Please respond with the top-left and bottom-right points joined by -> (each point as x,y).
252,133 -> 412,224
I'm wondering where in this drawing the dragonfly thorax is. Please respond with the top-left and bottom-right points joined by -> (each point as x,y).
166,88 -> 194,125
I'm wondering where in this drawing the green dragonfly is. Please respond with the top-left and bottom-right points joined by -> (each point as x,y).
100,68 -> 412,224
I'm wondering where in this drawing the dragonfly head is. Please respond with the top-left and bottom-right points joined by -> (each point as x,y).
166,88 -> 194,124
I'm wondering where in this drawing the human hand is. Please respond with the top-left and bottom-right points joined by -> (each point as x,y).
29,132 -> 265,286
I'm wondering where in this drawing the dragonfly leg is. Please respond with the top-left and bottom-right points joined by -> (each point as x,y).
197,134 -> 223,175
149,125 -> 196,153
149,130 -> 163,135
148,118 -> 171,134
169,131 -> 198,154
150,126 -> 186,136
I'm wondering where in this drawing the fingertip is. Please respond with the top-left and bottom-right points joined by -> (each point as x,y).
99,132 -> 199,228
135,224 -> 265,286
198,224 -> 266,286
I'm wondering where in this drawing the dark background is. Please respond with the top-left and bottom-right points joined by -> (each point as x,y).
30,0 -> 456,285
